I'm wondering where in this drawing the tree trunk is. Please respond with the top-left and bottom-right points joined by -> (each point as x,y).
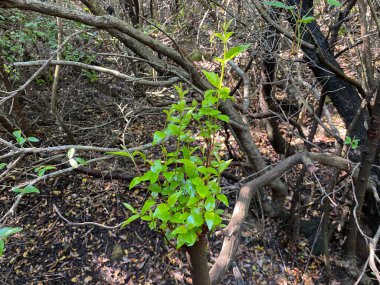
186,236 -> 210,285
344,86 -> 380,260
286,0 -> 368,142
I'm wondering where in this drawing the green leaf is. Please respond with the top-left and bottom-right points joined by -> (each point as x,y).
263,1 -> 294,9
129,177 -> 142,189
204,211 -> 216,231
218,159 -> 232,173
168,191 -> 182,207
0,227 -> 22,238
186,197 -> 200,207
299,16 -> 316,24
170,212 -> 186,223
107,151 -> 132,158
141,215 -> 152,221
186,208 -> 204,229
197,166 -> 218,176
69,158 -> 79,169
327,0 -> 342,7
0,239 -> 4,256
204,211 -> 222,231
178,159 -> 197,177
344,136 -> 352,145
0,163 -> 6,170
16,136 -> 26,145
75,157 -> 87,165
217,194 -> 229,206
163,171 -> 175,181
171,225 -> 188,235
225,44 -> 250,61
23,185 -> 40,194
217,114 -> 229,122
67,148 -> 75,159
202,70 -> 220,88
205,196 -> 216,211
153,204 -> 171,221
12,130 -> 22,139
26,136 -> 39,142
123,202 -> 137,214
177,230 -> 197,249
165,124 -> 180,136
196,185 -> 209,198
132,151 -> 146,162
141,199 -> 156,215
153,131 -> 166,145
121,214 -> 140,228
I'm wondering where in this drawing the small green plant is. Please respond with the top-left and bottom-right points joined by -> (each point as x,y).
67,148 -> 87,169
0,227 -> 22,256
82,69 -> 98,83
111,21 -> 249,250
34,165 -> 56,177
344,136 -> 360,149
12,130 -> 39,147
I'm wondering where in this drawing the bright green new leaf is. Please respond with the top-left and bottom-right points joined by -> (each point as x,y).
172,225 -> 188,235
327,0 -> 342,7
225,44 -> 250,61
217,194 -> 229,206
170,212 -> 185,223
168,191 -> 182,207
0,239 -> 4,256
121,214 -> 140,228
217,114 -> 229,123
141,215 -> 152,221
26,136 -> 39,143
178,159 -> 197,177
186,197 -> 200,207
153,204 -> 171,221
153,131 -> 166,145
177,230 -> 197,249
205,196 -> 216,211
202,70 -> 220,88
186,208 -> 204,229
0,163 -> 6,170
299,16 -> 316,24
196,185 -> 209,198
75,157 -> 87,165
165,124 -> 180,136
22,185 -> 40,194
204,212 -> 216,230
141,199 -> 156,215
123,202 -> 137,214
263,1 -> 294,9
0,227 -> 22,238
344,136 -> 352,145
129,177 -> 142,189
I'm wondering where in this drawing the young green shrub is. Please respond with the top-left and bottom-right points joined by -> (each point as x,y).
111,21 -> 249,251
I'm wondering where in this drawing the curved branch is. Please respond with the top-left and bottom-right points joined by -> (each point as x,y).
209,151 -> 370,284
13,60 -> 181,86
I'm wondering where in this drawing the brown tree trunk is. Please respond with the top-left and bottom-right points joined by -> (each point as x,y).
186,236 -> 210,285
344,86 -> 380,260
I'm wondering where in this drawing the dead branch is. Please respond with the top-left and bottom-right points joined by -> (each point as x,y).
13,60 -> 181,86
53,204 -> 123,229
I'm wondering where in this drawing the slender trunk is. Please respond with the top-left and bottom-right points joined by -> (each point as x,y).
187,236 -> 210,285
344,86 -> 380,260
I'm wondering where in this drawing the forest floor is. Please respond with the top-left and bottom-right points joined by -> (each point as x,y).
0,69 -> 359,285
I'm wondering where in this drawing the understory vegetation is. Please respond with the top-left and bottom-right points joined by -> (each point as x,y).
1,0 -> 380,284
